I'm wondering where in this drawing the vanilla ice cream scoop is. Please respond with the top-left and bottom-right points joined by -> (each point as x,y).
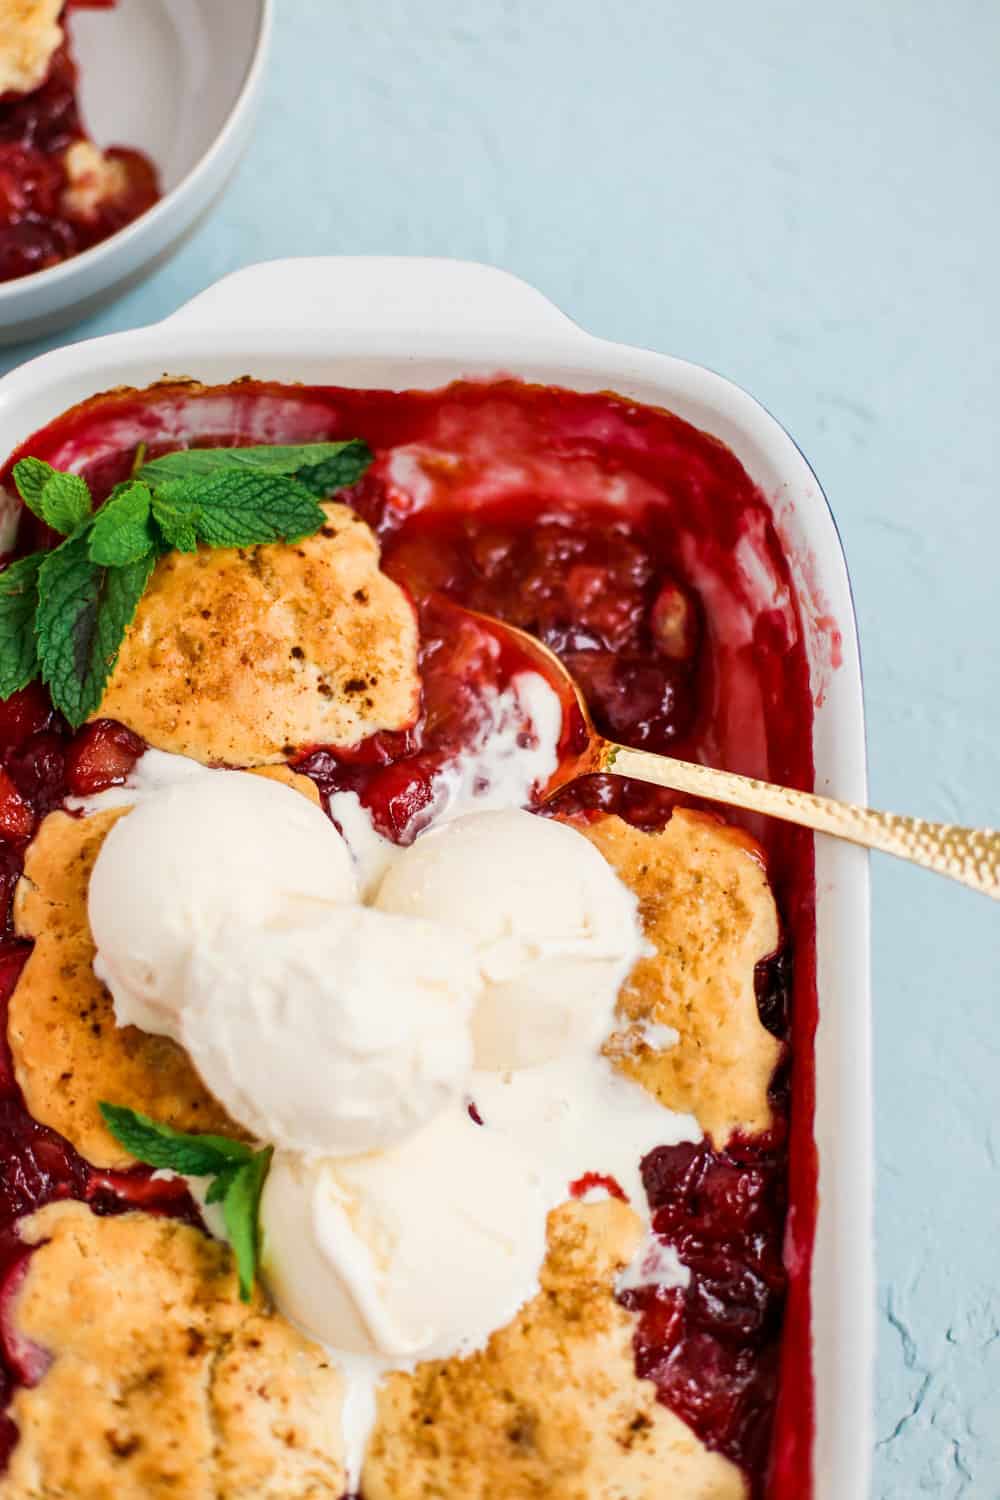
179,906 -> 480,1155
260,1106 -> 547,1360
88,770 -> 357,1038
375,808 -> 642,1069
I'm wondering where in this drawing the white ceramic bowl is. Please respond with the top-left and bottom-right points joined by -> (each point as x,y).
0,0 -> 272,346
0,257 -> 873,1497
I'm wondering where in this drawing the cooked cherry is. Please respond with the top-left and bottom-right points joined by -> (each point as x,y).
641,1140 -> 704,1206
64,720 -> 144,797
0,1102 -> 87,1223
563,651 -> 689,752
0,145 -> 62,223
4,733 -> 66,818
619,1283 -> 686,1350
84,1167 -> 202,1227
755,949 -> 793,1040
0,685 -> 54,752
684,1255 -> 776,1341
0,772 -> 32,845
361,758 -> 437,840
0,1252 -> 50,1386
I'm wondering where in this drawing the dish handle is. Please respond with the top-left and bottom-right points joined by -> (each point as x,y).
161,256 -> 586,342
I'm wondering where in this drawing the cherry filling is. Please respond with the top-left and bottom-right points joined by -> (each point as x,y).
300,514 -> 702,838
0,377 -> 820,1497
380,511 -> 702,753
0,23 -> 160,283
0,707 -> 197,1467
298,591 -> 587,838
625,1131 -> 789,1487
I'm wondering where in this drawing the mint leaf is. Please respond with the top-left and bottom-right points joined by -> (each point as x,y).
12,458 -> 56,515
36,535 -> 154,727
137,440 -> 371,486
295,439 -> 373,497
88,482 -> 155,567
223,1148 -> 273,1302
13,459 -> 92,536
151,492 -> 201,553
99,1103 -> 255,1175
38,472 -> 92,536
0,554 -> 42,699
205,1161 -> 243,1206
154,472 -> 326,549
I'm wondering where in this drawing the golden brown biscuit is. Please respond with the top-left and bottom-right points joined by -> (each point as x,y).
95,502 -> 420,766
8,767 -> 323,1168
0,0 -> 63,97
5,1201 -> 345,1499
364,1199 -> 745,1500
9,807 -> 241,1169
572,809 -> 781,1146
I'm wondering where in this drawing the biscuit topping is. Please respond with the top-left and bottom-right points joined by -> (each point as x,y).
97,504 -> 420,764
3,1203 -> 346,1499
0,0 -> 62,98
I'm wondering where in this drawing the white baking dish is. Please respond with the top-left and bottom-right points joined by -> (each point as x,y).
0,256 -> 873,1498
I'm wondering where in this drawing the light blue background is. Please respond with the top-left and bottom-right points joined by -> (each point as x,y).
3,2 -> 998,1493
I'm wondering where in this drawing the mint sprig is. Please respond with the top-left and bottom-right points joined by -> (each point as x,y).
100,1102 -> 273,1302
0,438 -> 373,727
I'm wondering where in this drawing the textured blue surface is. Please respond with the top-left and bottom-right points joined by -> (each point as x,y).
2,2 -> 998,1493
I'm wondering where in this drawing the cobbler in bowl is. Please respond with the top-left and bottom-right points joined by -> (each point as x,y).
0,0 -> 160,283
0,376 -> 817,1499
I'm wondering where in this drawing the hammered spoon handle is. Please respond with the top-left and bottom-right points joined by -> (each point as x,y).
607,745 -> 1000,900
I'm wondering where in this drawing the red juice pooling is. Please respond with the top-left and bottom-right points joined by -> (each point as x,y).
0,377 -> 819,1497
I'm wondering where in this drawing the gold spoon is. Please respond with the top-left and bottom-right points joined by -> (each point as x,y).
473,612 -> 1000,901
